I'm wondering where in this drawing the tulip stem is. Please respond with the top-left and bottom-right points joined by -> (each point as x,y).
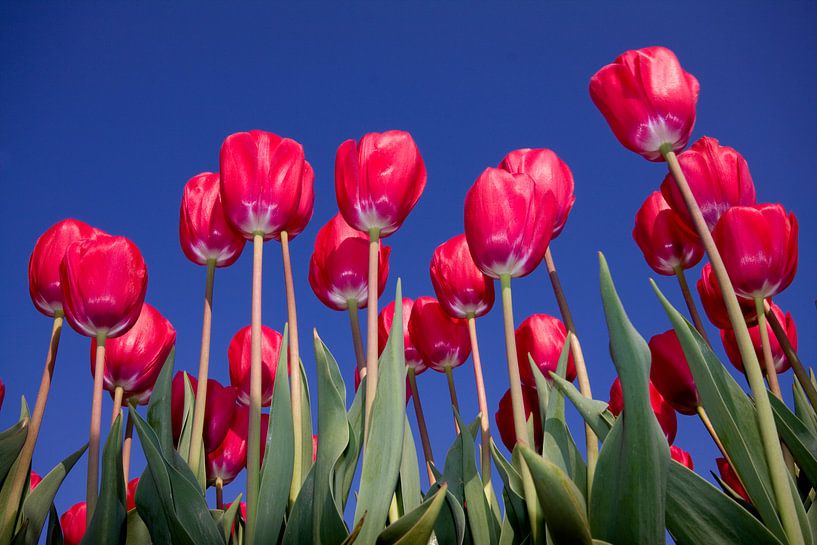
216,478 -> 224,511
281,231 -> 304,500
499,275 -> 530,447
111,386 -> 124,426
543,248 -> 597,498
122,409 -> 134,484
0,313 -> 64,541
87,331 -> 107,524
408,368 -> 436,485
764,300 -> 817,413
467,316 -> 493,493
444,366 -> 461,434
697,406 -> 729,462
674,265 -> 709,344
246,233 -> 264,545
664,147 -> 804,545
347,301 -> 366,375
189,259 -> 216,478
364,229 -> 381,445
755,298 -> 783,400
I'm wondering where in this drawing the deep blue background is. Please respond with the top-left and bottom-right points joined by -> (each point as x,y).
1,1 -> 816,534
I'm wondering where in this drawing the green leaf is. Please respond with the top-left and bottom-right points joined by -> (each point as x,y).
527,355 -> 548,429
335,378 -> 364,511
425,481 -> 465,545
452,412 -> 498,544
214,495 -> 241,545
590,254 -> 668,545
397,416 -> 422,516
177,373 -> 206,490
44,505 -> 63,545
490,443 -> 528,539
0,398 -> 29,487
124,509 -> 151,545
81,414 -> 127,545
548,375 -> 613,442
147,348 -> 176,456
281,466 -> 316,545
376,483 -> 448,545
770,395 -> 817,489
793,381 -> 817,436
299,357 -> 315,479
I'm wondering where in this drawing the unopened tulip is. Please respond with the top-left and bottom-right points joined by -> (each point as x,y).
335,130 -> 427,237
29,219 -> 102,317
515,314 -> 575,386
589,46 -> 700,161
219,130 -> 313,240
377,298 -> 425,371
649,330 -> 699,415
716,457 -> 750,502
660,137 -> 756,232
712,204 -> 798,300
179,172 -> 246,267
429,234 -> 495,319
228,326 -> 284,407
407,297 -> 471,372
29,471 -> 41,491
697,263 -> 758,329
608,378 -> 677,444
670,446 -> 694,470
206,404 -> 249,485
495,385 -> 542,452
60,234 -> 148,338
721,303 -> 797,375
464,167 -> 556,279
498,148 -> 576,238
60,502 -> 86,545
126,478 -> 139,511
171,373 -> 238,452
308,214 -> 391,311
90,303 -> 176,405
633,191 -> 703,275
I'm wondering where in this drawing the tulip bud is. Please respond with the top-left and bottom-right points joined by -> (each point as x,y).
407,297 -> 471,373
495,385 -> 543,452
308,214 -> 391,311
90,303 -> 176,405
206,405 -> 249,485
633,191 -> 703,275
716,457 -> 750,502
660,137 -> 756,232
219,130 -> 313,240
126,478 -> 139,511
335,130 -> 427,237
377,298 -> 425,371
29,219 -> 103,318
721,302 -> 797,375
589,46 -> 700,161
670,446 -> 694,470
498,148 -> 576,238
608,377 -> 677,444
179,172 -> 246,267
464,167 -> 556,279
171,373 -> 238,452
228,325 -> 284,407
697,263 -> 757,329
430,234 -> 495,319
29,471 -> 42,491
515,314 -> 575,386
712,204 -> 798,300
60,234 -> 148,338
649,330 -> 699,415
60,502 -> 86,545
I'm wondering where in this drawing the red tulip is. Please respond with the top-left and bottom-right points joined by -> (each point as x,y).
90,303 -> 175,405
335,130 -> 426,237
60,502 -> 86,545
649,330 -> 699,415
29,219 -> 103,318
515,314 -> 575,386
407,297 -> 471,372
464,167 -> 556,279
589,46 -> 700,161
312,434 -> 318,463
225,501 -> 247,521
697,263 -> 757,329
308,214 -> 391,311
670,446 -> 694,470
608,378 -> 677,444
633,191 -> 703,275
29,471 -> 42,491
712,204 -> 798,300
259,413 -> 270,467
429,234 -> 495,319
228,325 -> 284,407
126,478 -> 139,511
219,130 -> 313,240
276,161 -> 315,241
498,148 -> 576,238
179,172 -> 246,267
716,457 -> 750,502
0,378 -> 4,413
60,234 -> 148,338
660,137 -> 756,232
721,302 -> 797,375
377,298 -> 425,371
171,373 -> 238,452
495,385 -> 542,452
206,405 -> 248,485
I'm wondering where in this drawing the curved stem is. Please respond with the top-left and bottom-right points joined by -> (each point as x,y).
467,317 -> 492,490
499,275 -> 529,447
246,233 -> 264,545
697,406 -> 728,461
122,410 -> 134,484
111,386 -> 124,426
444,365 -> 461,434
674,265 -> 710,344
216,478 -> 224,511
87,332 -> 107,523
189,259 -> 216,475
765,300 -> 817,413
408,368 -> 436,485
364,229 -> 380,445
755,298 -> 782,400
347,301 -> 366,375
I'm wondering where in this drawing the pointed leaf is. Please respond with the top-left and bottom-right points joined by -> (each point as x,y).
549,375 -> 613,442
376,483 -> 448,545
452,411 -> 498,544
397,416 -> 422,515
281,466 -> 316,545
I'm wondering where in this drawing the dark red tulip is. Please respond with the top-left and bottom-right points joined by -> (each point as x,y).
589,46 -> 700,161
312,434 -> 318,463
649,330 -> 699,415
60,502 -> 86,545
660,137 -> 756,232
90,303 -> 176,405
308,214 -> 391,311
430,234 -> 495,319
206,405 -> 248,485
670,446 -> 694,470
228,325 -> 284,407
697,263 -> 757,330
498,148 -> 576,238
633,191 -> 703,275
29,471 -> 41,491
29,219 -> 102,318
464,167 -> 556,279
495,385 -> 542,452
179,172 -> 246,267
0,378 -> 4,413
60,234 -> 148,338
219,130 -> 313,240
721,302 -> 797,375
712,204 -> 798,300
225,501 -> 247,521
126,478 -> 139,511
608,378 -> 677,444
377,298 -> 425,371
171,373 -> 238,452
716,457 -> 750,502
515,314 -> 575,386
259,413 -> 270,467
335,130 -> 426,237
407,297 -> 471,373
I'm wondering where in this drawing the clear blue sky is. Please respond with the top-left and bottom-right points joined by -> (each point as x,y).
1,1 -> 815,529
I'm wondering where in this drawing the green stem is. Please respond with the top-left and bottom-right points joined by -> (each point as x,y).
499,275 -> 530,447
246,233 -> 264,545
765,301 -> 817,414
674,265 -> 710,344
408,368 -> 436,485
466,316 -> 493,492
87,332 -> 107,523
364,229 -> 381,446
755,298 -> 782,400
347,301 -> 366,374
444,365 -> 461,434
188,259 -> 216,478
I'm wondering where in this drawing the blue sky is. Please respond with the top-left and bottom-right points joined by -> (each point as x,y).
1,1 -> 816,530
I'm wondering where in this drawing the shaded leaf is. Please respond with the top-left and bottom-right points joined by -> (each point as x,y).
281,466 -> 316,545
397,416 -> 422,515
376,483 -> 448,545
81,415 -> 126,545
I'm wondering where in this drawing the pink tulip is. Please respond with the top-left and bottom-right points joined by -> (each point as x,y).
670,446 -> 694,470
608,377 -> 677,444
721,302 -> 797,375
632,191 -> 703,275
171,373 -> 238,452
697,263 -> 757,329
649,330 -> 699,415
430,234 -> 495,319
717,457 -> 750,502
206,405 -> 249,485
377,298 -> 425,371
60,502 -> 86,545
127,477 -> 139,511
407,297 -> 471,372
495,385 -> 542,452
515,314 -> 575,386
228,325 -> 284,407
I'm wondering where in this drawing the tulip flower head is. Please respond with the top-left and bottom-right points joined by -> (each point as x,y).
721,302 -> 797,375
335,130 -> 427,237
407,296 -> 471,372
515,314 -> 575,386
633,191 -> 703,275
60,502 -> 87,545
589,46 -> 700,161
206,404 -> 249,485
228,325 -> 284,407
429,234 -> 495,319
127,478 -> 139,511
670,446 -> 694,470
0,378 -> 4,413
697,263 -> 757,329
716,457 -> 750,502
495,385 -> 542,452
648,330 -> 699,415
29,471 -> 42,491
171,373 -> 238,452
29,218 -> 102,318
378,298 -> 426,371
608,377 -> 677,444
